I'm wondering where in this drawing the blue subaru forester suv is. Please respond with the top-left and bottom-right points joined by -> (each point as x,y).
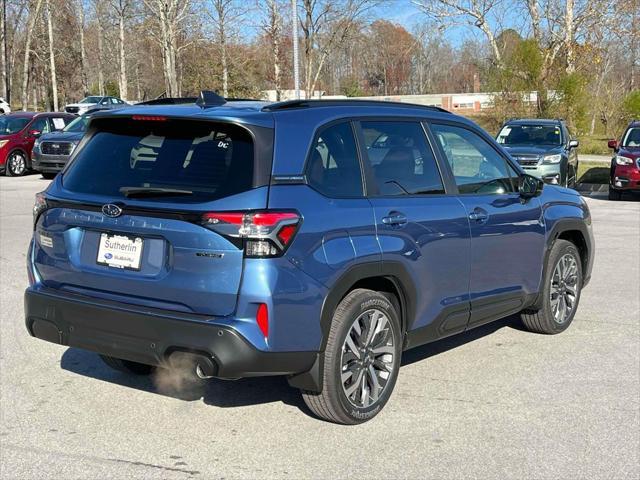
25,93 -> 594,424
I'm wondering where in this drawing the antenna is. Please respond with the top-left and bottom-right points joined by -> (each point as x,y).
196,90 -> 227,108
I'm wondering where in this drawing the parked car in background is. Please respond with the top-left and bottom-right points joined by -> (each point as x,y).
25,94 -> 594,424
32,113 -> 92,179
0,97 -> 11,114
607,120 -> 640,200
496,118 -> 579,187
64,95 -> 127,115
0,112 -> 75,176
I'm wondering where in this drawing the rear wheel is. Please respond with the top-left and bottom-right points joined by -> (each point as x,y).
608,186 -> 622,200
99,354 -> 155,375
301,289 -> 402,424
5,151 -> 27,176
521,239 -> 582,334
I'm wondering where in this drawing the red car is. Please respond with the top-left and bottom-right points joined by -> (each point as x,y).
0,112 -> 75,177
608,120 -> 640,200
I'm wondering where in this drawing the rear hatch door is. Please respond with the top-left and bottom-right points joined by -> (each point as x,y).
33,114 -> 272,316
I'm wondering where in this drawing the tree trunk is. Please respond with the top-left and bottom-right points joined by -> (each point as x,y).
118,10 -> 128,99
96,4 -> 105,95
21,0 -> 43,111
45,0 -> 58,111
78,0 -> 88,95
1,0 -> 7,100
565,0 -> 575,74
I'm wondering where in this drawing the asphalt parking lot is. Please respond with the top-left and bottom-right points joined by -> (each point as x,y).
1,174 -> 638,479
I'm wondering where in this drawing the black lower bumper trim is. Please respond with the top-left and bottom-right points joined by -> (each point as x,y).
24,288 -> 316,379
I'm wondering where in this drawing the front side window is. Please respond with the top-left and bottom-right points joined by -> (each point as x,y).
30,117 -> 50,134
497,124 -> 563,147
432,123 -> 517,194
63,119 -> 255,202
360,121 -> 444,195
306,122 -> 363,197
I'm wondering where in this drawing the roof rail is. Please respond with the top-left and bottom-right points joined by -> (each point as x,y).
196,90 -> 227,108
261,99 -> 450,113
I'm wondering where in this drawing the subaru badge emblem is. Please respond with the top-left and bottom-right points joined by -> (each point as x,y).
102,204 -> 123,218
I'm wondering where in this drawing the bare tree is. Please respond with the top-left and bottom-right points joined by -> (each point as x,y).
143,0 -> 191,97
414,0 -> 505,67
77,0 -> 88,95
93,0 -> 105,95
44,0 -> 57,110
208,0 -> 246,98
110,0 -> 132,100
21,0 -> 42,110
1,0 -> 6,100
299,0 -> 378,98
259,0 -> 283,100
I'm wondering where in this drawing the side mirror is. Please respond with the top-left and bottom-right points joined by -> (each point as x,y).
608,139 -> 619,151
29,129 -> 41,137
519,174 -> 544,198
569,139 -> 579,148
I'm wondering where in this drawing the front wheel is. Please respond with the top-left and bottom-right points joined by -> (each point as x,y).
5,151 -> 28,176
41,172 -> 56,180
301,289 -> 402,424
521,239 -> 582,334
608,186 -> 622,201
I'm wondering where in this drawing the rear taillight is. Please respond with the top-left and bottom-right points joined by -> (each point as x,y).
33,192 -> 48,227
202,210 -> 301,257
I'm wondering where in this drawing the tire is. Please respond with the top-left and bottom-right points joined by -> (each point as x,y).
41,172 -> 56,180
5,150 -> 28,176
99,354 -> 155,375
301,289 -> 402,424
608,186 -> 622,201
521,239 -> 582,334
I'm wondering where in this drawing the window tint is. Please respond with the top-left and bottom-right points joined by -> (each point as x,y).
361,121 -> 444,195
306,122 -> 363,197
63,119 -> 255,203
30,117 -> 50,134
431,123 -> 517,194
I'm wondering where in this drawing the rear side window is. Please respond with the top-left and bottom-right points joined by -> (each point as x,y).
360,121 -> 444,195
63,119 -> 255,202
306,122 -> 363,197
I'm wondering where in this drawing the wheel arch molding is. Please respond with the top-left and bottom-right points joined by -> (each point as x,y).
287,261 -> 416,393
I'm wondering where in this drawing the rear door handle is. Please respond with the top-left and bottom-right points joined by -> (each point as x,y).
468,208 -> 489,223
382,212 -> 408,227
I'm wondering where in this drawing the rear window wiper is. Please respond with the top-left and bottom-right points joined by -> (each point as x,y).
119,186 -> 193,198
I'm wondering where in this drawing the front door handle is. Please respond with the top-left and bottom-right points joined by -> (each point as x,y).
468,208 -> 489,223
382,212 -> 408,227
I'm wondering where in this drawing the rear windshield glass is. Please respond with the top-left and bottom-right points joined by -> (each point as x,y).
62,118 -> 255,202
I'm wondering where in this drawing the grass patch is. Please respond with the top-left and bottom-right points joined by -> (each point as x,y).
578,161 -> 610,184
577,134 -> 615,155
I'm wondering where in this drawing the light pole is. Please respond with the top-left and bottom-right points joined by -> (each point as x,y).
291,0 -> 300,99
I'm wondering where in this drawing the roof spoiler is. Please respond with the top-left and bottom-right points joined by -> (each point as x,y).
196,90 -> 227,108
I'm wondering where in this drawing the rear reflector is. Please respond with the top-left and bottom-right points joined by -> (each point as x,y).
256,303 -> 269,337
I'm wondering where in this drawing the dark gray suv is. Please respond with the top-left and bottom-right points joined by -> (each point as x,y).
497,119 -> 579,187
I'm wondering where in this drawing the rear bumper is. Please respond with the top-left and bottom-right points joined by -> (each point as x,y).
24,287 -> 316,379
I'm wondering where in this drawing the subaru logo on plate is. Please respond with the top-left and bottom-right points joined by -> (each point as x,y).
102,204 -> 123,218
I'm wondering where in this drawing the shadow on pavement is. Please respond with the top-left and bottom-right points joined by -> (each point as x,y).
61,314 -> 527,413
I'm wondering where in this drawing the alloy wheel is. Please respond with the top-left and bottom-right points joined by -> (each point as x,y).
340,308 -> 396,408
549,253 -> 579,324
9,152 -> 26,176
